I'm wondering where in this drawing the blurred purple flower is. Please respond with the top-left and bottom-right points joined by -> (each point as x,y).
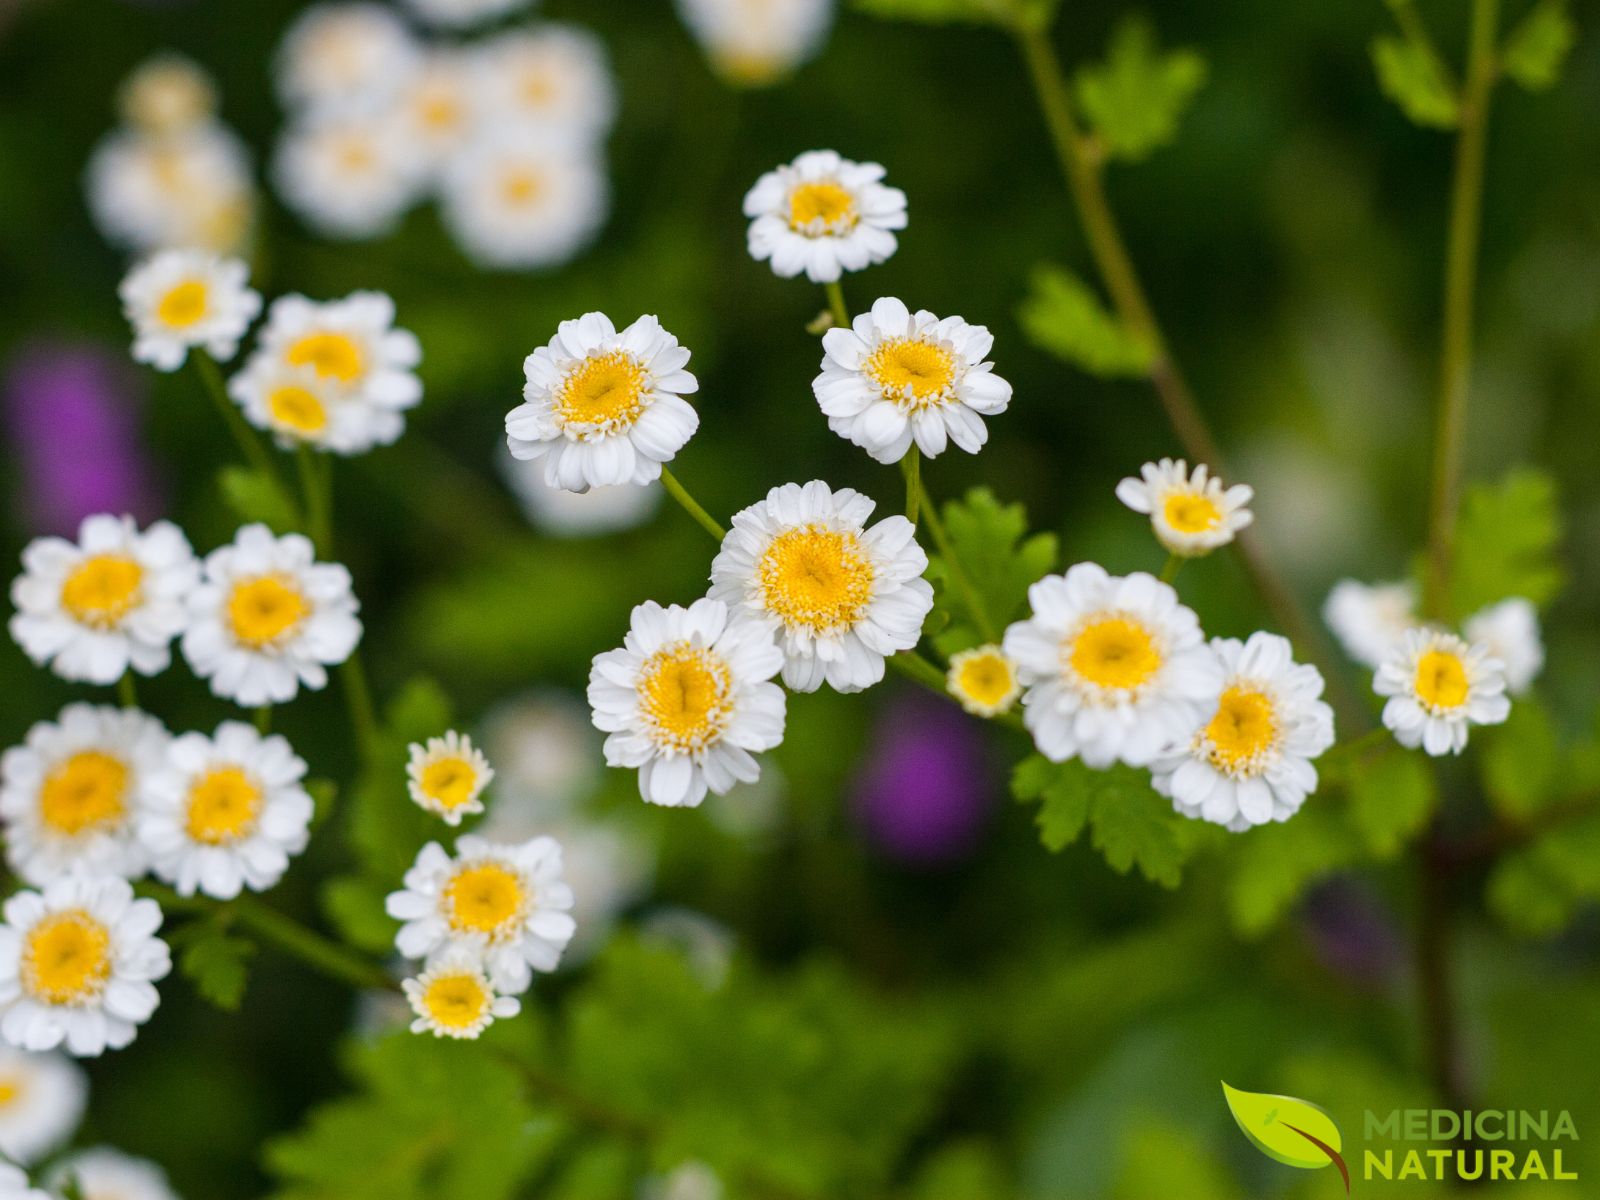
1300,878 -> 1405,985
4,342 -> 161,536
852,692 -> 994,865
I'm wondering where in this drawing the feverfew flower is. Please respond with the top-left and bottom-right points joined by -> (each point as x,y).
506,313 -> 699,492
588,599 -> 786,808
9,515 -> 198,685
274,110 -> 425,240
0,1048 -> 88,1165
118,250 -> 260,371
499,450 -> 662,538
1152,633 -> 1336,831
1463,598 -> 1543,696
1002,563 -> 1222,768
814,297 -> 1011,463
140,722 -> 313,899
47,1147 -> 178,1200
118,55 -> 217,136
275,3 -> 420,113
0,705 -> 168,887
743,150 -> 906,284
407,732 -> 494,826
946,644 -> 1021,717
708,481 -> 934,693
0,873 -> 171,1057
1323,579 -> 1416,669
86,123 -> 256,257
1115,458 -> 1253,557
227,360 -> 362,453
676,0 -> 834,87
402,948 -> 519,1039
181,524 -> 362,707
440,134 -> 608,271
478,26 -> 617,142
403,0 -> 532,29
396,50 -> 482,180
1375,628 -> 1510,756
385,835 -> 576,993
0,1163 -> 49,1200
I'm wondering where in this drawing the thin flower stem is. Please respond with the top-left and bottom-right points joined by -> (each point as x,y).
823,280 -> 851,329
659,466 -> 728,541
901,447 -> 922,526
341,651 -> 381,763
296,443 -> 333,557
253,705 -> 272,734
116,671 -> 139,709
915,478 -> 997,642
192,351 -> 278,480
1159,554 -> 1184,585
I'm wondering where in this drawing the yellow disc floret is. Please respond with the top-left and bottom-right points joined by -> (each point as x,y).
60,555 -> 144,628
226,576 -> 310,648
1068,616 -> 1163,693
267,385 -> 329,437
21,911 -> 113,1006
1162,490 -> 1222,534
788,181 -> 858,234
420,971 -> 492,1032
156,279 -> 210,328
185,766 -> 263,845
757,525 -> 875,634
1202,686 -> 1279,776
864,338 -> 957,409
286,331 -> 365,384
949,647 -> 1020,715
555,351 -> 649,437
638,645 -> 733,753
443,862 -> 527,940
1415,648 -> 1470,711
419,757 -> 480,812
40,751 -> 128,836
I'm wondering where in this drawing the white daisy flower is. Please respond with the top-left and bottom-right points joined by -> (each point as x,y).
1375,628 -> 1511,756
402,0 -> 532,29
118,54 -> 217,135
180,524 -> 362,707
708,480 -> 934,693
1002,563 -> 1223,768
439,133 -> 608,272
0,1048 -> 88,1165
402,947 -> 520,1039
506,313 -> 699,492
118,250 -> 260,372
1463,598 -> 1543,696
226,360 -> 372,453
478,689 -> 604,816
742,150 -> 907,284
946,644 -> 1022,717
1322,579 -> 1416,670
478,26 -> 617,143
0,873 -> 171,1057
814,297 -> 1011,463
676,0 -> 835,87
395,49 -> 483,181
1114,458 -> 1254,557
0,705 -> 168,888
0,1163 -> 50,1200
273,109 -> 426,240
46,1147 -> 178,1200
406,731 -> 494,826
139,722 -> 313,900
385,835 -> 576,994
274,2 -> 420,113
85,124 -> 256,257
9,515 -> 198,685
588,598 -> 786,809
1151,632 -> 1335,831
499,449 -> 662,538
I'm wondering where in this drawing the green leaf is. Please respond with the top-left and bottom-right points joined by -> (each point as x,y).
1011,754 -> 1089,850
321,875 -> 400,956
1226,805 -> 1365,936
1450,469 -> 1564,615
1481,698 -> 1559,819
217,465 -> 299,534
1371,34 -> 1461,128
927,488 -> 1057,656
179,925 -> 256,1011
1347,749 -> 1436,859
1488,810 -> 1600,937
306,777 -> 339,829
851,0 -> 1058,30
347,677 -> 455,879
1502,0 -> 1575,91
1074,18 -> 1207,161
1221,1082 -> 1346,1171
1018,266 -> 1156,379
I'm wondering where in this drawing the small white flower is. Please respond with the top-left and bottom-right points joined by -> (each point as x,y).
676,0 -> 834,88
0,1048 -> 87,1165
1375,627 -> 1510,756
1151,632 -> 1335,831
1002,563 -> 1223,768
407,731 -> 494,826
394,49 -> 483,181
588,599 -> 786,808
385,835 -> 576,993
118,250 -> 260,372
180,524 -> 362,707
1463,598 -> 1543,696
274,109 -> 426,240
402,947 -> 520,1039
118,54 -> 217,135
439,133 -> 608,272
46,1147 -> 178,1200
402,0 -> 533,29
0,705 -> 168,888
227,360 -> 375,453
9,515 -> 198,685
814,297 -> 1011,463
0,873 -> 171,1058
946,645 -> 1022,717
139,722 -> 313,899
478,26 -> 617,143
0,1162 -> 50,1200
499,449 -> 662,538
644,1160 -> 725,1200
478,690 -> 604,816
275,3 -> 420,113
1115,458 -> 1253,557
1323,579 -> 1416,670
86,122 -> 256,257
742,150 -> 906,284
708,481 -> 934,693
506,313 -> 699,492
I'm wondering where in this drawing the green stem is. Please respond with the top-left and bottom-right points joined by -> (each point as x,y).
192,351 -> 278,480
253,705 -> 272,734
901,447 -> 922,527
296,443 -> 333,557
229,896 -> 393,992
116,671 -> 139,709
916,479 -> 997,641
341,652 -> 381,763
1159,554 -> 1184,585
823,280 -> 851,329
659,466 -> 727,541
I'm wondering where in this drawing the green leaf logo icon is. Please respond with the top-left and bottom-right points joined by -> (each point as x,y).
1221,1082 -> 1350,1193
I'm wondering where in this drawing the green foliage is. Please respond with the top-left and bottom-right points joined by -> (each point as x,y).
927,488 -> 1056,656
1347,749 -> 1436,859
1074,19 -> 1207,162
178,924 -> 257,1011
1487,811 -> 1600,937
217,465 -> 299,534
1112,1121 -> 1237,1200
1449,469 -> 1564,615
911,1142 -> 1016,1199
1226,804 -> 1365,936
1481,699 -> 1560,819
1501,0 -> 1576,91
1018,267 -> 1156,379
1371,34 -> 1460,128
851,0 -> 1060,31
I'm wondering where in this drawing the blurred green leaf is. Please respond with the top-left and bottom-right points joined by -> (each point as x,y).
1348,749 -> 1436,859
321,876 -> 399,956
911,1141 -> 1016,1199
1075,19 -> 1207,161
1018,266 -> 1156,379
217,465 -> 299,534
306,777 -> 339,830
1227,805 -> 1365,936
1113,1121 -> 1237,1200
928,488 -> 1057,656
1481,698 -> 1559,819
852,0 -> 1059,30
1371,34 -> 1461,128
1501,0 -> 1575,91
1487,807 -> 1600,938
1449,469 -> 1564,615
179,925 -> 256,1012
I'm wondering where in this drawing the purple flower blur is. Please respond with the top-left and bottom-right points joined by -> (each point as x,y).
4,342 -> 161,536
851,691 -> 994,865
1300,878 -> 1406,986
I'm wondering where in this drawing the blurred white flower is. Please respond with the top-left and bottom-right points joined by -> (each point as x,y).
119,250 -> 260,371
1115,458 -> 1254,557
499,449 -> 662,538
275,2 -> 420,113
274,108 -> 426,239
478,689 -> 604,815
118,54 -> 217,135
0,1048 -> 87,1165
676,0 -> 834,87
440,133 -> 608,271
47,1147 -> 179,1200
743,150 -> 906,283
0,1162 -> 50,1200
478,25 -> 617,143
402,947 -> 520,1039
401,0 -> 534,30
86,123 -> 255,256
1323,579 -> 1415,670
395,49 -> 484,181
641,1160 -> 725,1200
1463,597 -> 1543,696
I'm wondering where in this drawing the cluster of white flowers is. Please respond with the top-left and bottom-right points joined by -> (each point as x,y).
86,54 -> 256,257
272,4 -> 616,270
675,0 -> 836,88
2,1146 -> 180,1200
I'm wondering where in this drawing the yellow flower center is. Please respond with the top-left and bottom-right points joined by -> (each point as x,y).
555,351 -> 649,436
286,331 -> 365,384
0,1078 -> 21,1108
519,71 -> 557,107
443,863 -> 526,939
1068,616 -> 1163,692
638,645 -> 733,752
185,766 -> 263,845
60,554 -> 144,628
788,181 -> 858,234
156,279 -> 210,328
1163,491 -> 1222,534
419,757 -> 480,811
954,652 -> 1016,709
40,751 -> 128,836
336,138 -> 376,174
267,384 -> 329,436
22,911 -> 113,1005
1415,649 -> 1470,711
864,338 -> 957,409
226,576 -> 310,648
500,168 -> 544,207
757,525 -> 875,634
422,971 -> 492,1030
418,92 -> 461,132
1203,686 -> 1279,774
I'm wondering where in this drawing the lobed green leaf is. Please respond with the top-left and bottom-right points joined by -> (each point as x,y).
1018,266 -> 1156,379
1371,34 -> 1461,128
1502,0 -> 1576,91
1074,18 -> 1207,161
